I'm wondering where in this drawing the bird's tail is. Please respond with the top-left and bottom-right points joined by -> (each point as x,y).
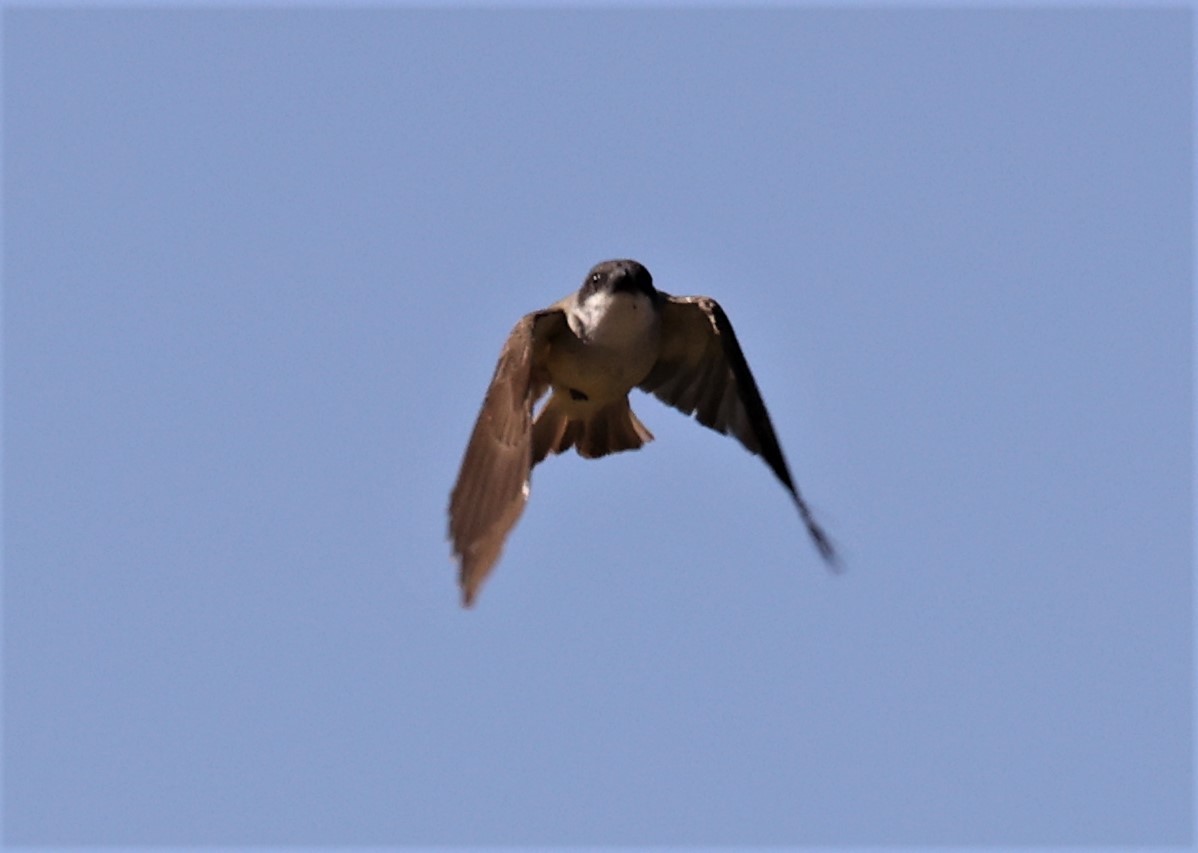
532,395 -> 654,465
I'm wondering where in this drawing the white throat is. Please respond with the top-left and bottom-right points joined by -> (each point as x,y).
570,290 -> 656,347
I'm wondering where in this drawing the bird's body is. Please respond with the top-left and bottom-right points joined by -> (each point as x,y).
448,259 -> 835,606
546,284 -> 661,416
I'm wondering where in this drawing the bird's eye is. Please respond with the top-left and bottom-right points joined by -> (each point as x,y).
591,273 -> 601,283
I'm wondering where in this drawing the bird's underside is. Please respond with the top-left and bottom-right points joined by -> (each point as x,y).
448,260 -> 836,607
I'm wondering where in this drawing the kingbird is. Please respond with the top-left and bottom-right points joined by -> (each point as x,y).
448,259 -> 835,606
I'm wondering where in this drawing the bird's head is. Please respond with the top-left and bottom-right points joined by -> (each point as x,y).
579,259 -> 657,302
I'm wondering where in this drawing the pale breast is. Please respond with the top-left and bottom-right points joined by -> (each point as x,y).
548,291 -> 661,402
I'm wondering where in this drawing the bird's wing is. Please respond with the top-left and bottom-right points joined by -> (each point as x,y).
639,294 -> 837,564
449,309 -> 568,606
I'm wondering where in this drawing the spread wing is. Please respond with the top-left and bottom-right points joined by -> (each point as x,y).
639,294 -> 837,565
448,309 -> 567,606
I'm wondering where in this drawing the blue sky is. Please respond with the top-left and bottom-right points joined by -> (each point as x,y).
3,5 -> 1193,848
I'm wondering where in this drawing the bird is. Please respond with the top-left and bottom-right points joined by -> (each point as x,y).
448,259 -> 836,606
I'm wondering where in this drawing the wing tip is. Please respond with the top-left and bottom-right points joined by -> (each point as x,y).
812,526 -> 843,573
790,493 -> 842,572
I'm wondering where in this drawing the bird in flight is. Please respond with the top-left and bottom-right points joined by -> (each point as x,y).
448,259 -> 836,606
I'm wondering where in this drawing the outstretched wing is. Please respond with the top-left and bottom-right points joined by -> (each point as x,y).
448,310 -> 567,606
639,295 -> 837,565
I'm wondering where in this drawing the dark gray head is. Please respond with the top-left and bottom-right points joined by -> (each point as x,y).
578,259 -> 657,302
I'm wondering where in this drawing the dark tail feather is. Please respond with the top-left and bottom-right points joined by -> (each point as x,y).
576,399 -> 653,459
532,396 -> 653,464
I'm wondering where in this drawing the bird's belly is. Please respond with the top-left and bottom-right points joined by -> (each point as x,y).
545,330 -> 659,404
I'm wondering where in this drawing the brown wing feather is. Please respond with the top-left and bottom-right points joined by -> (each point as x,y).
639,295 -> 838,565
448,310 -> 566,606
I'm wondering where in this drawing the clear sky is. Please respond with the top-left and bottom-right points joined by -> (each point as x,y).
3,5 -> 1192,848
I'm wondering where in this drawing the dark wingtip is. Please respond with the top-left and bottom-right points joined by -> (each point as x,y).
791,493 -> 843,573
809,522 -> 843,573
